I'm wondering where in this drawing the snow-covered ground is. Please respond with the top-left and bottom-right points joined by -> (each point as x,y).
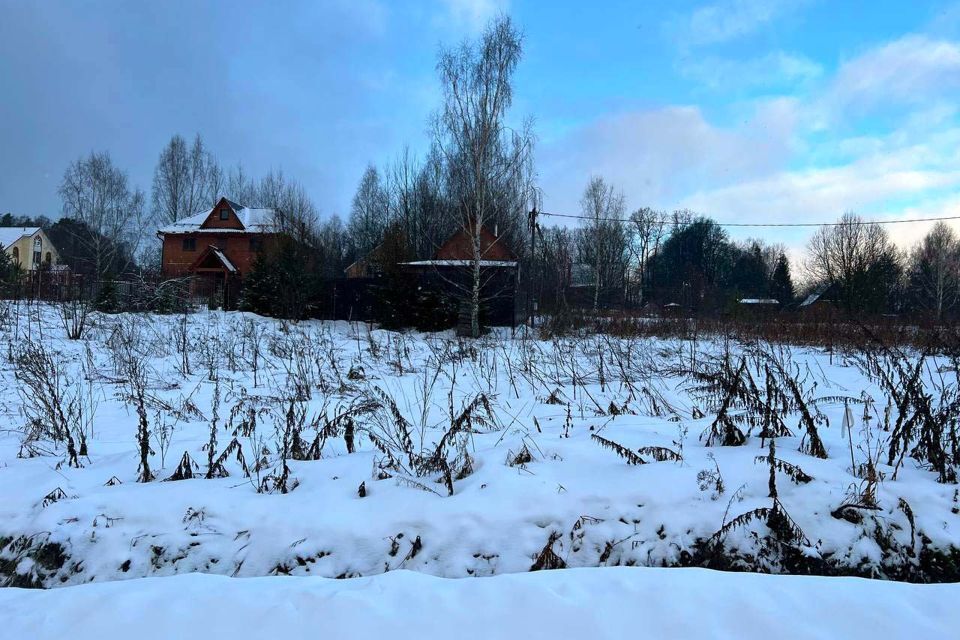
1,304 -> 959,589
2,567 -> 957,639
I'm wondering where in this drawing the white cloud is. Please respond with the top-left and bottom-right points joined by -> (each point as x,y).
539,100 -> 798,216
678,129 -> 960,224
537,27 -> 960,255
680,51 -> 823,91
435,0 -> 509,34
824,35 -> 960,115
679,0 -> 809,46
880,195 -> 960,251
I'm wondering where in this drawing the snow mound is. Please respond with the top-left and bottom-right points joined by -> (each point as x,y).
1,567 -> 957,639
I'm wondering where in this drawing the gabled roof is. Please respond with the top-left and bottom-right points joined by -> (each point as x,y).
434,224 -> 515,262
344,240 -> 387,275
189,245 -> 238,274
799,284 -> 837,307
158,199 -> 278,235
0,227 -> 40,249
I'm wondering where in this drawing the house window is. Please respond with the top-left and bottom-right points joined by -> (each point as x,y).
11,247 -> 18,264
32,237 -> 42,265
183,237 -> 197,251
219,208 -> 230,220
45,252 -> 51,264
249,237 -> 262,252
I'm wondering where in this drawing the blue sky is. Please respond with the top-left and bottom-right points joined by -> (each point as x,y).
2,0 -> 959,252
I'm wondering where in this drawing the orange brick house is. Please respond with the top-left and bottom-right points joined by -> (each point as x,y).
158,197 -> 278,303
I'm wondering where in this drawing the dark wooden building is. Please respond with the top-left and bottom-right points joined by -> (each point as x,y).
337,224 -> 519,329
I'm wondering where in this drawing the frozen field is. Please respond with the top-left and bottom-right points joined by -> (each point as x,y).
1,305 -> 960,590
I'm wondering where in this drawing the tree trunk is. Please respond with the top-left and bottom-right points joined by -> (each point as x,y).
472,228 -> 482,338
593,259 -> 600,312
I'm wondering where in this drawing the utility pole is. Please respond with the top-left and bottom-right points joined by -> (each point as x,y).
527,207 -> 537,327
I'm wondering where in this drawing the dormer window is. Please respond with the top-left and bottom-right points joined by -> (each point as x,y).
219,208 -> 230,220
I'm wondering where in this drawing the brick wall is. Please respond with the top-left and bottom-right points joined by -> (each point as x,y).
435,226 -> 515,261
161,233 -> 267,278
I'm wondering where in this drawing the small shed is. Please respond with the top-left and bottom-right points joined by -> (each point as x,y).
332,223 -> 519,330
662,302 -> 683,317
798,283 -> 841,320
800,284 -> 839,310
401,224 -> 518,329
735,298 -> 781,319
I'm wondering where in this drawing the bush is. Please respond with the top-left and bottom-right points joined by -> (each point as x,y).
93,281 -> 120,313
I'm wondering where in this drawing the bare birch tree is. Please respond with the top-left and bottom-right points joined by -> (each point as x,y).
434,15 -> 535,337
349,164 -> 392,257
578,176 -> 626,311
257,170 -> 320,242
150,133 -> 222,225
908,221 -> 960,321
389,146 -> 419,248
225,163 -> 259,205
412,146 -> 454,259
58,151 -> 145,279
628,207 -> 666,305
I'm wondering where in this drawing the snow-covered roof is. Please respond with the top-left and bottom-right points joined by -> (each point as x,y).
739,298 -> 780,305
211,247 -> 237,273
402,260 -> 518,268
158,203 -> 278,234
800,285 -> 834,307
0,227 -> 40,249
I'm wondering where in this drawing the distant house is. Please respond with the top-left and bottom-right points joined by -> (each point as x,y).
402,225 -> 518,330
0,227 -> 60,270
400,224 -> 516,274
157,197 -> 278,303
338,223 -> 519,328
345,224 -> 517,277
343,244 -> 387,279
662,302 -> 683,317
434,224 -> 515,263
799,283 -> 839,310
735,297 -> 781,318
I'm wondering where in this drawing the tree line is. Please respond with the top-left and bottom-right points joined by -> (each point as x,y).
530,186 -> 960,322
3,15 -> 959,325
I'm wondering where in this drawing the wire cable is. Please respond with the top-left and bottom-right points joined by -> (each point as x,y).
537,210 -> 960,228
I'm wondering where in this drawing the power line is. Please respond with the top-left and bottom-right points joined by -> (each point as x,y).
537,210 -> 960,228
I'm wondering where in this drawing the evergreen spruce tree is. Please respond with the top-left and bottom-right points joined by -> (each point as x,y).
770,252 -> 795,304
239,252 -> 278,316
94,280 -> 120,313
0,248 -> 15,296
